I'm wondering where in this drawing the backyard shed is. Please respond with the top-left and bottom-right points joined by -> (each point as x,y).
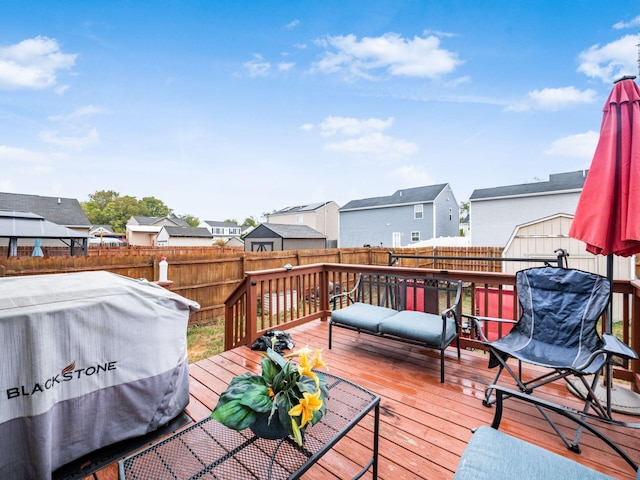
502,213 -> 633,319
244,223 -> 326,251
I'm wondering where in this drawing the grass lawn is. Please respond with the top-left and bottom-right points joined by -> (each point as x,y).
187,319 -> 225,363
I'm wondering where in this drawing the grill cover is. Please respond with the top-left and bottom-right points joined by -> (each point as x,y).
0,271 -> 200,479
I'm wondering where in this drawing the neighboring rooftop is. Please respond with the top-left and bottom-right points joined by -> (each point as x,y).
270,202 -> 334,215
130,216 -> 189,227
470,170 -> 588,201
340,184 -> 448,211
0,192 -> 90,227
203,220 -> 240,228
161,226 -> 213,237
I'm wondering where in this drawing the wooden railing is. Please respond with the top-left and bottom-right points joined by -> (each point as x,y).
225,263 -> 640,391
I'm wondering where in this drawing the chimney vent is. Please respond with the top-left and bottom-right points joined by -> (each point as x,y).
57,198 -> 61,204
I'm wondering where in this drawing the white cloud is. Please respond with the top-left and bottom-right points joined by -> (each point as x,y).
243,54 -> 270,77
299,123 -> 314,132
613,16 -> 640,29
0,36 -> 76,90
0,145 -> 45,162
39,128 -> 99,150
285,19 -> 300,30
577,35 -> 637,83
48,105 -> 106,122
311,115 -> 417,158
325,132 -> 418,156
278,62 -> 295,72
312,32 -> 462,81
507,86 -> 597,112
319,116 -> 394,136
545,131 -> 599,158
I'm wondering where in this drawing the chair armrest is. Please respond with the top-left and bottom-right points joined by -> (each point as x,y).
461,314 -> 517,342
602,334 -> 639,361
490,385 -> 639,473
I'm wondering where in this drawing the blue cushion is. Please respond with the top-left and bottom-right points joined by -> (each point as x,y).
454,426 -> 618,480
378,310 -> 456,347
330,302 -> 397,331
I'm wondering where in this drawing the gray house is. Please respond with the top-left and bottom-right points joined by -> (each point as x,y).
469,170 -> 587,247
339,184 -> 459,248
244,223 -> 326,252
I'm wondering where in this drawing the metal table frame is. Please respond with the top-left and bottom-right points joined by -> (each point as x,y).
119,373 -> 380,480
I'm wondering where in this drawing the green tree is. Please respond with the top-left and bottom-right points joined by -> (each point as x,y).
82,190 -> 121,225
103,196 -> 141,232
177,214 -> 200,227
242,217 -> 257,227
139,196 -> 171,217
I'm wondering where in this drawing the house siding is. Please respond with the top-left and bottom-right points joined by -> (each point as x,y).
434,185 -> 459,239
471,191 -> 581,247
340,204 -> 435,247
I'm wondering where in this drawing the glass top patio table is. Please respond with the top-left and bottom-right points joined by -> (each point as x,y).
118,372 -> 380,480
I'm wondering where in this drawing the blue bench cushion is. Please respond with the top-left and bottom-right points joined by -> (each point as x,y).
378,310 -> 457,347
454,426 -> 619,480
330,302 -> 397,331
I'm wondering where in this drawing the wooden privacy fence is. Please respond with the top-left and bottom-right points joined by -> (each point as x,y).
0,246 -> 503,326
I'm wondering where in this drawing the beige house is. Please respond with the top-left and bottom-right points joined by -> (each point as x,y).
267,201 -> 339,248
155,226 -> 213,247
126,216 -> 189,246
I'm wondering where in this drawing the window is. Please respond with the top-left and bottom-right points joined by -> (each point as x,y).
411,231 -> 420,242
414,204 -> 423,219
296,214 -> 303,223
449,208 -> 452,221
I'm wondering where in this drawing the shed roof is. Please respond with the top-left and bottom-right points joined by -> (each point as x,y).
470,170 -> 588,201
0,211 -> 89,239
248,223 -> 326,239
340,184 -> 448,211
0,192 -> 90,227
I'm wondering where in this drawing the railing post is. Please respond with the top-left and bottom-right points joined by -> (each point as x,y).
246,273 -> 259,346
320,268 -> 330,321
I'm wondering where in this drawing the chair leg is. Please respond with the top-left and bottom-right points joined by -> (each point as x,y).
440,350 -> 445,383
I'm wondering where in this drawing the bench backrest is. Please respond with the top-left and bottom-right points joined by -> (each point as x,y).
353,273 -> 461,316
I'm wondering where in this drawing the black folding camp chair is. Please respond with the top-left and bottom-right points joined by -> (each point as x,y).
465,266 -> 638,451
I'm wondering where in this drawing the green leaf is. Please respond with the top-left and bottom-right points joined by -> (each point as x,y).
261,356 -> 278,383
240,384 -> 273,413
211,399 -> 256,430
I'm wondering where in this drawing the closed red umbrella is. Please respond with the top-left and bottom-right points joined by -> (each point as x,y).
569,76 -> 640,257
569,76 -> 640,416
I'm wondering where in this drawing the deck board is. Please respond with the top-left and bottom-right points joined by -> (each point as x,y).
92,319 -> 639,479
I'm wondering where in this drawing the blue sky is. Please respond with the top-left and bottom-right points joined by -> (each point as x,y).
1,1 -> 639,223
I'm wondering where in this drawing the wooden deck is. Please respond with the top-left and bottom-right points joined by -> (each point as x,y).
91,320 -> 639,479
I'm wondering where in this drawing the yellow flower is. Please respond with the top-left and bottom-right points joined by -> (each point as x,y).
310,349 -> 327,370
267,386 -> 274,399
288,390 -> 323,428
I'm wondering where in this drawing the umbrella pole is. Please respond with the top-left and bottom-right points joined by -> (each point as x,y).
605,253 -> 614,418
